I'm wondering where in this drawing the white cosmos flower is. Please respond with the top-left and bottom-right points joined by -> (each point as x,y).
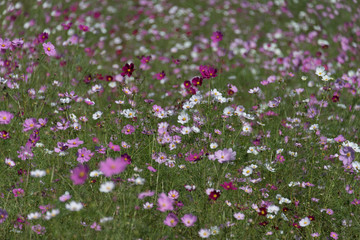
92,111 -> 103,120
90,170 -> 103,177
352,161 -> 360,172
28,212 -> 42,220
30,169 -> 46,178
45,209 -> 60,220
223,107 -> 234,116
178,112 -> 190,124
299,217 -> 311,227
99,181 -> 115,193
315,66 -> 326,77
242,167 -> 253,176
210,142 -> 218,149
65,201 -> 83,211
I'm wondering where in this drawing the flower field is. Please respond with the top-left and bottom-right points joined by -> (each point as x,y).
1,0 -> 360,239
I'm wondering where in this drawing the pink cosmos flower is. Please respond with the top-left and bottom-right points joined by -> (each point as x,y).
99,157 -> 127,177
59,192 -> 71,202
181,214 -> 197,227
23,118 -> 40,132
164,213 -> 178,227
157,193 -> 174,212
108,142 -> 121,151
67,138 -> 84,148
214,148 -> 236,163
122,124 -> 135,135
77,148 -> 93,163
13,188 -> 25,197
70,164 -> 89,185
330,232 -> 338,239
43,42 -> 56,56
138,190 -> 155,199
0,111 -> 14,124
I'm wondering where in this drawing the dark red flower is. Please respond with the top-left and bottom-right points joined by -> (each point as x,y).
307,215 -> 315,221
191,76 -> 203,87
183,80 -> 191,89
292,222 -> 301,228
0,130 -> 10,139
79,25 -> 89,32
282,207 -> 289,212
331,95 -> 339,102
106,75 -> 113,82
187,87 -> 196,95
121,63 -> 135,77
258,207 -> 267,216
209,190 -> 221,200
84,74 -> 92,84
37,32 -> 48,43
121,153 -> 132,164
259,221 -> 268,226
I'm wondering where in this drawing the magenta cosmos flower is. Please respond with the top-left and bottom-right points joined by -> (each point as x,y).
211,31 -> 223,42
70,164 -> 89,185
43,42 -> 56,56
0,111 -> 13,124
181,214 -> 197,227
199,65 -> 217,78
99,157 -> 127,177
157,193 -> 174,212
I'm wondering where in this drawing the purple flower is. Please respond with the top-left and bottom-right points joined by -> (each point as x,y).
181,214 -> 197,227
32,224 -> 46,235
23,118 -> 40,132
138,190 -> 155,199
77,148 -> 93,163
37,32 -> 48,43
54,142 -> 69,153
99,157 -> 127,177
164,213 -> 178,227
0,111 -> 14,124
122,124 -> 135,135
0,208 -> 8,223
70,164 -> 89,185
67,137 -> 84,148
17,145 -> 33,160
211,31 -> 223,42
157,193 -> 174,212
339,147 -> 355,166
43,42 -> 56,56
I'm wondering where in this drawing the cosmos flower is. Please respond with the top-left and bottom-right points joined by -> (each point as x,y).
70,164 -> 89,185
181,214 -> 197,227
211,31 -> 223,42
157,193 -> 174,212
0,208 -> 8,223
43,42 -> 56,56
0,111 -> 13,124
99,181 -> 115,193
198,229 -> 211,238
77,148 -> 93,163
65,201 -> 83,211
163,213 -> 178,227
99,157 -> 127,177
121,63 -> 135,77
